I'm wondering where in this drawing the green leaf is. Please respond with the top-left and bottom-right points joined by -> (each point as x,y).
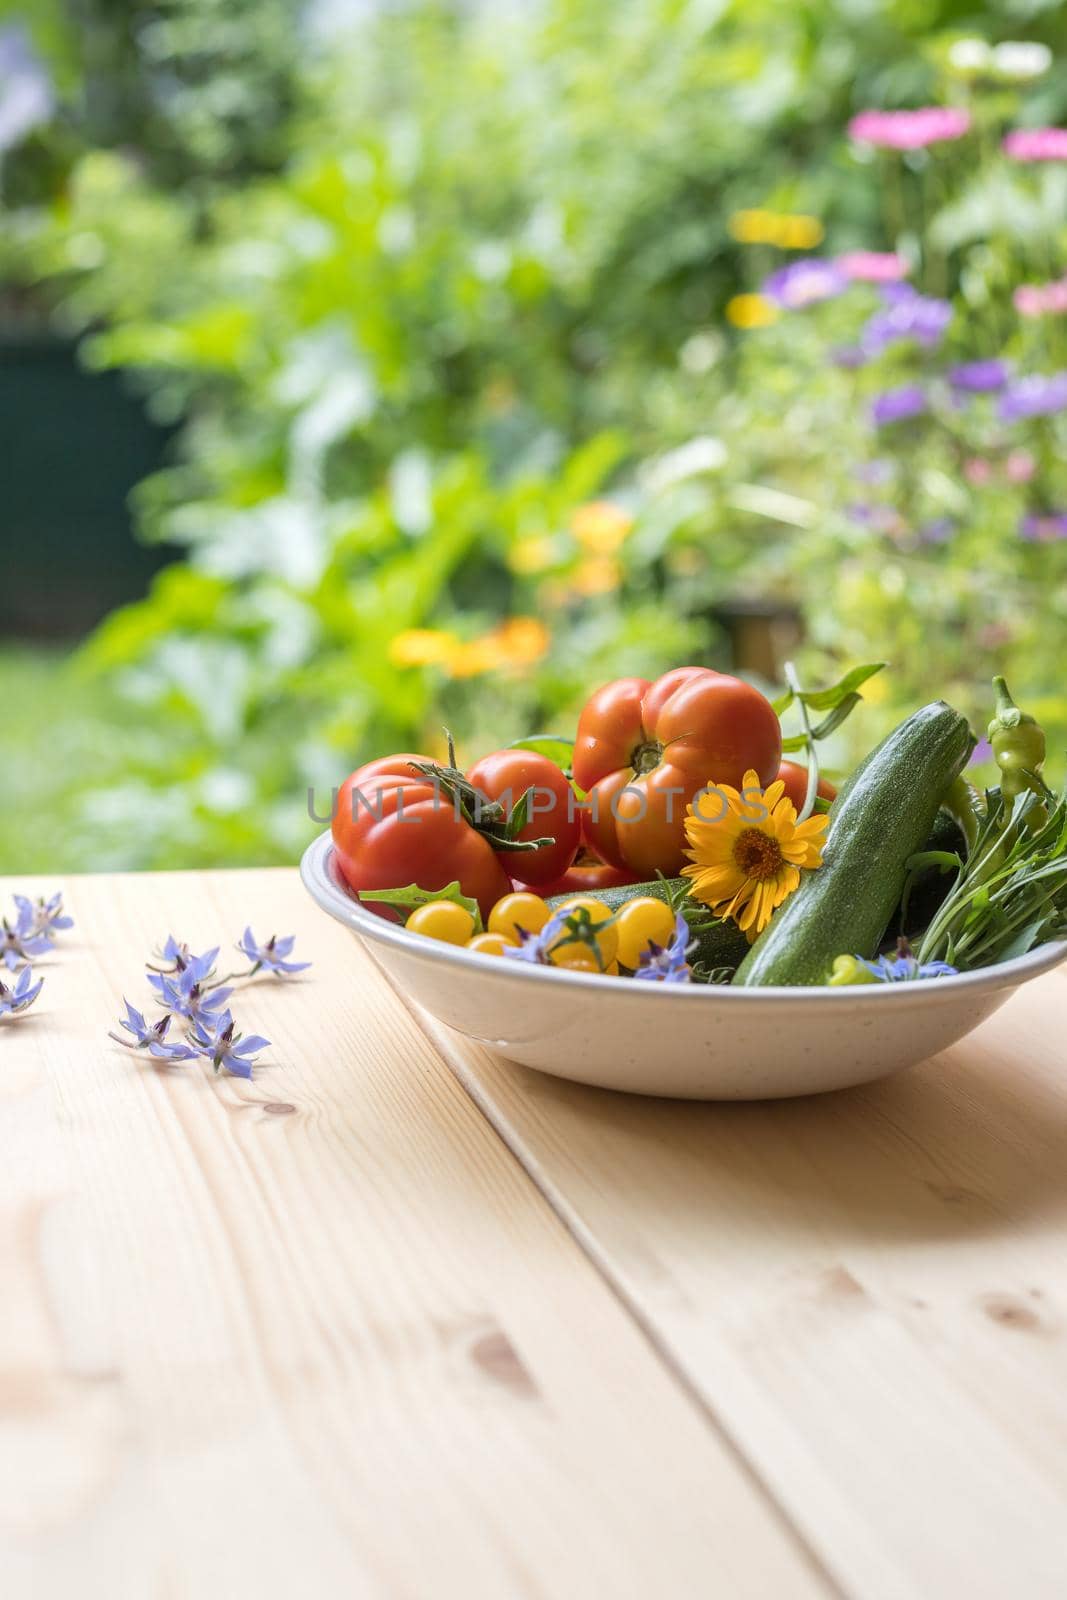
810,693 -> 864,741
508,736 -> 575,771
780,732 -> 807,753
357,881 -> 483,933
800,663 -> 886,712
770,688 -> 794,716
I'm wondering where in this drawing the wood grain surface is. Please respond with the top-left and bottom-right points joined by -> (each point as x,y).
421,967 -> 1067,1600
0,870 -> 829,1600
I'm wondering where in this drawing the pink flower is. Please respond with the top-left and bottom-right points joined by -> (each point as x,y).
848,107 -> 972,151
836,251 -> 909,282
964,457 -> 993,486
1003,127 -> 1067,162
1013,278 -> 1067,317
1005,449 -> 1036,484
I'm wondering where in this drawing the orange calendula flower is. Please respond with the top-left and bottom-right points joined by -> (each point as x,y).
682,768 -> 828,942
571,500 -> 633,554
447,616 -> 550,678
725,293 -> 779,329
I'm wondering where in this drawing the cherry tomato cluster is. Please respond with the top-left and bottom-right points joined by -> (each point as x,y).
404,888 -> 684,979
330,665 -> 836,951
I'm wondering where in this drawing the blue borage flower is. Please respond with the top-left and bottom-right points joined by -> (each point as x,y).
187,1011 -> 271,1080
108,1000 -> 196,1061
855,950 -> 959,982
0,964 -> 43,1016
237,927 -> 312,976
505,910 -> 571,964
634,912 -> 695,984
147,949 -> 233,1025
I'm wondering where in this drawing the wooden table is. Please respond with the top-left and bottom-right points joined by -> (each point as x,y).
3,869 -> 1066,1598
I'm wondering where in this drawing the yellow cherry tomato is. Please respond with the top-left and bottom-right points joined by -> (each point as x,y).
488,890 -> 552,943
406,900 -> 476,946
548,941 -> 602,972
466,931 -> 516,957
553,894 -> 619,966
614,896 -> 677,969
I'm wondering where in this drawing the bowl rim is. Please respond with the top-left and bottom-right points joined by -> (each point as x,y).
301,830 -> 1067,1003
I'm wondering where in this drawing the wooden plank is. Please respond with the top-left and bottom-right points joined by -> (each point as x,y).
0,870 -> 828,1600
421,969 -> 1067,1600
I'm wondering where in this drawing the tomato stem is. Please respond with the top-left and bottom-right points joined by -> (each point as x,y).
783,660 -> 821,823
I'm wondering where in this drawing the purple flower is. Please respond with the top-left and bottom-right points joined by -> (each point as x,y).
948,359 -> 1010,393
188,1012 -> 270,1080
1,899 -> 54,970
870,384 -> 928,426
0,24 -> 54,154
1003,127 -> 1067,163
108,1001 -> 196,1061
998,372 -> 1067,422
861,284 -> 952,355
858,950 -> 958,981
831,345 -> 868,369
147,950 -> 232,1024
237,928 -> 311,976
969,736 -> 993,767
0,964 -> 43,1016
762,258 -> 847,309
634,913 -> 694,983
158,936 -> 218,973
1020,512 -> 1067,542
504,910 -> 571,965
848,107 -> 971,151
919,517 -> 955,544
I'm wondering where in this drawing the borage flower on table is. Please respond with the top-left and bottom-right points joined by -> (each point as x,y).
187,1012 -> 271,1080
108,1000 -> 196,1061
0,965 -> 44,1017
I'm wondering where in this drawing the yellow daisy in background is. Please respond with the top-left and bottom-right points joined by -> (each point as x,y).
725,293 -> 779,329
682,768 -> 828,942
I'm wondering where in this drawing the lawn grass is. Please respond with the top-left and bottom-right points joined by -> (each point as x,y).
0,647 -> 119,873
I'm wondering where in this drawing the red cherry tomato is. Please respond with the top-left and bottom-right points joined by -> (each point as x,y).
514,847 -> 641,899
775,760 -> 837,812
466,749 -> 581,886
572,667 -> 782,877
332,754 -> 512,921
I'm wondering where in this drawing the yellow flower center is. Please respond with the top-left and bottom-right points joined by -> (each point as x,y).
732,827 -> 784,882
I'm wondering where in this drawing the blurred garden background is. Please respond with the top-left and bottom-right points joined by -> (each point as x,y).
3,0 -> 1067,872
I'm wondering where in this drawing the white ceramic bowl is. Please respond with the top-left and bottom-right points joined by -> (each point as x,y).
301,831 -> 1067,1099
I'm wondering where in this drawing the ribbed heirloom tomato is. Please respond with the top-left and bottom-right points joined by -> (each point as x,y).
573,667 -> 782,877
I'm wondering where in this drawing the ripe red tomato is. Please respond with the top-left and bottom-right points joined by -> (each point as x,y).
775,760 -> 837,812
466,749 -> 581,886
332,754 -> 512,920
572,667 -> 782,877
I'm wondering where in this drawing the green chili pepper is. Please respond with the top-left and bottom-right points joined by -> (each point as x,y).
940,774 -> 984,854
987,676 -> 1046,800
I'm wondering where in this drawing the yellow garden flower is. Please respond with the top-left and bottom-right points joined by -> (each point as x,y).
682,768 -> 828,941
571,500 -> 633,553
446,616 -> 550,678
728,210 -> 824,249
776,214 -> 824,249
388,628 -> 460,667
725,293 -> 779,329
572,555 -> 622,595
508,535 -> 559,575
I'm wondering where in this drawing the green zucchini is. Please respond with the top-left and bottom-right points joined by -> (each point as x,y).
546,878 -> 750,974
733,701 -> 975,987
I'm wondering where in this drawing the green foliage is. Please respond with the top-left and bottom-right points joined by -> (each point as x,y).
6,0 -> 1067,868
